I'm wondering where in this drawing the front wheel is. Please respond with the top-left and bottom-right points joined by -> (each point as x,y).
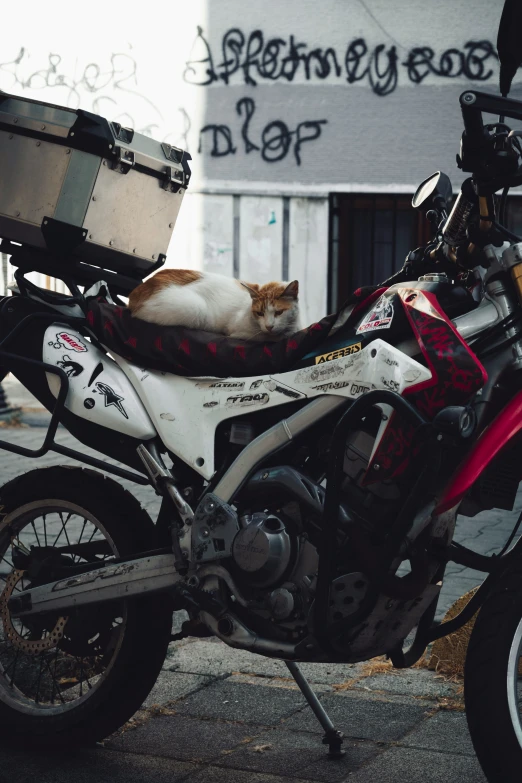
465,564 -> 522,782
0,466 -> 172,746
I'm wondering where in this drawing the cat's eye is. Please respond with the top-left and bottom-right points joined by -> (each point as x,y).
255,311 -> 264,317
275,309 -> 284,316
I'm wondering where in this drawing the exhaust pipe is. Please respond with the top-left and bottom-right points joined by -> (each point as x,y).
8,554 -> 181,618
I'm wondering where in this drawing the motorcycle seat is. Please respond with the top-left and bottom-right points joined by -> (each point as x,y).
84,286 -> 379,378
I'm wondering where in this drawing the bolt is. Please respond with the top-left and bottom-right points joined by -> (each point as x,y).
373,463 -> 380,471
103,160 -> 107,166
36,141 -> 40,147
462,92 -> 476,104
92,196 -> 96,201
169,222 -> 174,228
152,254 -> 156,260
201,528 -> 210,539
437,433 -> 443,441
65,148 -> 71,154
262,472 -> 269,480
44,220 -> 48,225
109,144 -> 113,149
41,124 -> 46,130
204,501 -> 216,513
70,131 -> 75,137
15,211 -> 20,217
181,549 -> 189,559
13,118 -> 17,124
109,240 -> 114,246
88,234 -> 93,239
133,248 -> 137,253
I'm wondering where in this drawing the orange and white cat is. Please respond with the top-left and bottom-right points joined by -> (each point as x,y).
128,270 -> 301,341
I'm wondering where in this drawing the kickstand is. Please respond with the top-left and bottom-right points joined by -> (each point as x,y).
285,661 -> 345,759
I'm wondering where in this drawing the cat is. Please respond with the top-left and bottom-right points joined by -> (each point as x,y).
128,269 -> 301,341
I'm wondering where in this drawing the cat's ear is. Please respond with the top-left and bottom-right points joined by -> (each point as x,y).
241,282 -> 260,299
282,280 -> 299,300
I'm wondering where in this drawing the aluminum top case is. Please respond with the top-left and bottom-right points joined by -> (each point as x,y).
0,91 -> 191,276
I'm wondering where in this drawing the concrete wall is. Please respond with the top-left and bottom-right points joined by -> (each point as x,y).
0,0 -> 516,322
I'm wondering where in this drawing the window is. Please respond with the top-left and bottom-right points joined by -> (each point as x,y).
328,194 -> 428,311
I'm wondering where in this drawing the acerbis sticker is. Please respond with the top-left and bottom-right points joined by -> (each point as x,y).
314,343 -> 362,364
356,296 -> 394,334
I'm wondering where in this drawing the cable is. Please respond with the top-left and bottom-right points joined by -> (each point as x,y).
498,508 -> 522,558
500,186 -> 510,227
492,219 -> 522,243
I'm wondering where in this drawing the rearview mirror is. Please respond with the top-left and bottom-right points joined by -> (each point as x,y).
412,172 -> 453,212
497,0 -> 522,97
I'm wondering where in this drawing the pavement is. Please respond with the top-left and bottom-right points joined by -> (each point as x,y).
0,376 -> 516,782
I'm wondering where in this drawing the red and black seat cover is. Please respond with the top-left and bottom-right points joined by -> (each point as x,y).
84,286 -> 380,378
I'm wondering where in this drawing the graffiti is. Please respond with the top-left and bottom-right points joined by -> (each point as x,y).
199,97 -> 327,165
184,27 -> 497,97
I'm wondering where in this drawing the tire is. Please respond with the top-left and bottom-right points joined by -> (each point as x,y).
0,466 -> 172,746
465,563 -> 522,783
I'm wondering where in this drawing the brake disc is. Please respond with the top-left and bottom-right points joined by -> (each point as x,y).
0,569 -> 68,655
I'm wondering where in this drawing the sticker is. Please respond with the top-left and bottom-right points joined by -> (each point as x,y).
250,379 -> 263,390
356,296 -> 394,334
57,355 -> 84,378
295,362 -> 344,385
84,398 -> 95,409
94,382 -> 128,419
226,393 -> 269,407
49,332 -> 87,352
87,362 -> 104,386
314,343 -> 362,364
312,380 -> 351,392
205,381 -> 245,390
380,376 -> 400,392
160,413 -> 175,421
203,401 -> 219,408
350,382 -> 371,396
269,382 -> 302,399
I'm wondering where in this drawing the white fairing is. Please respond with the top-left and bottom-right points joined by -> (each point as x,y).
113,338 -> 431,479
43,324 -> 156,440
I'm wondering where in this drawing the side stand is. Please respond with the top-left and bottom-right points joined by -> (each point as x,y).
285,661 -> 345,759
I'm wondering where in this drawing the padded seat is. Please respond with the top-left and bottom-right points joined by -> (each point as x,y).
84,286 -> 380,378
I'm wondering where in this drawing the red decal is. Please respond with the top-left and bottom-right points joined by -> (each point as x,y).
125,336 -> 137,349
114,306 -> 123,319
55,332 -> 87,352
154,336 -> 163,352
286,339 -> 298,351
179,338 -> 190,355
103,319 -> 114,335
263,345 -> 273,357
207,342 -> 217,355
86,311 -> 94,326
234,346 -> 246,360
310,322 -> 322,331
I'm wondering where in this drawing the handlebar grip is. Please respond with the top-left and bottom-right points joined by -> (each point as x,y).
460,92 -> 485,150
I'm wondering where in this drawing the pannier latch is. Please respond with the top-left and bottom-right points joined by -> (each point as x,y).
111,146 -> 135,174
163,165 -> 186,193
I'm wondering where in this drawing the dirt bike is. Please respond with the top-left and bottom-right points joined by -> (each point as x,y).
2,3 -> 522,780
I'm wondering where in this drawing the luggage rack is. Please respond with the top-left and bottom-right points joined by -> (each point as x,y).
0,270 -> 150,486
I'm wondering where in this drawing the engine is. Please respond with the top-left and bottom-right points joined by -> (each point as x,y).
230,510 -> 318,625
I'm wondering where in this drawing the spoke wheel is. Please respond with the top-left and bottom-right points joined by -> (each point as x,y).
0,466 -> 172,745
465,563 -> 522,783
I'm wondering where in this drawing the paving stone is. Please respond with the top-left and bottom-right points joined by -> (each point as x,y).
345,745 -> 486,783
0,745 -> 197,783
106,714 -> 258,762
400,710 -> 475,756
175,678 -> 306,725
142,671 -> 214,708
284,691 -> 430,742
185,767 -> 312,783
217,727 -> 379,782
165,639 -> 363,684
360,668 -> 458,699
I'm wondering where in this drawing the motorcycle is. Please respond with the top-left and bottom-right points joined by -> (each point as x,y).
1,3 -> 522,780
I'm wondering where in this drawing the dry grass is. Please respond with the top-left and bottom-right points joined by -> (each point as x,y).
427,588 -> 480,679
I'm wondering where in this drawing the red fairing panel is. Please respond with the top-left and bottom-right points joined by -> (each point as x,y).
437,390 -> 522,513
366,288 -> 487,482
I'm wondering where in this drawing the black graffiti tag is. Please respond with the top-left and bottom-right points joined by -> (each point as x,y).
184,27 -> 498,97
199,97 -> 327,165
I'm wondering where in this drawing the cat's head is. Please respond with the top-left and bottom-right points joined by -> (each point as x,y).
241,280 -> 300,337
